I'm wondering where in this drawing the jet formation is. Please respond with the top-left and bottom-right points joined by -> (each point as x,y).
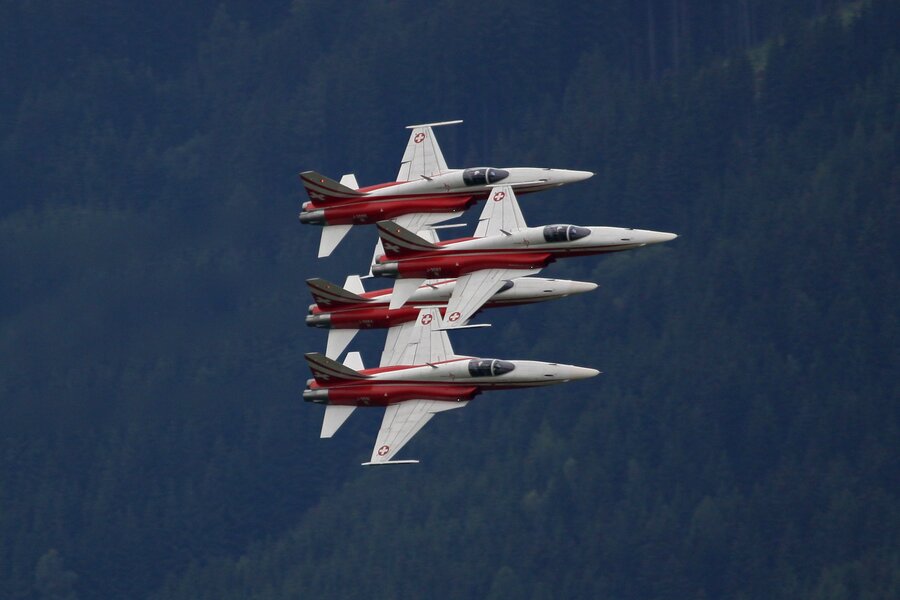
300,120 -> 676,465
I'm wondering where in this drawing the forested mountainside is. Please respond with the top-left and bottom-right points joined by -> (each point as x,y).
1,1 -> 897,599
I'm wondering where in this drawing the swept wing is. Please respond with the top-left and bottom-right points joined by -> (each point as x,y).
396,120 -> 462,182
367,307 -> 468,465
440,186 -> 538,327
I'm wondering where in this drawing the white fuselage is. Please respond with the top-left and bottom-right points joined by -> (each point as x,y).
366,358 -> 599,388
369,276 -> 598,307
438,226 -> 678,254
361,168 -> 593,199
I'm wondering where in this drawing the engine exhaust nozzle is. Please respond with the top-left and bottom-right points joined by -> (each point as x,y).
371,262 -> 400,278
305,313 -> 332,328
303,389 -> 329,403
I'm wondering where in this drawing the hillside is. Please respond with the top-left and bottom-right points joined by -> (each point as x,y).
1,1 -> 897,598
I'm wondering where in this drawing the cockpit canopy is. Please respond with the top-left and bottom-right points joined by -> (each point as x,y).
543,224 -> 591,243
463,168 -> 509,186
468,358 -> 516,377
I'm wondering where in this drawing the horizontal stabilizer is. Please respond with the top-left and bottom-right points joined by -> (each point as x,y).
361,460 -> 420,466
318,224 -> 353,258
326,328 -> 359,359
321,405 -> 355,438
389,277 -> 426,310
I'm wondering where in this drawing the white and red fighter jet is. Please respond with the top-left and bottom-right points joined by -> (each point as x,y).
298,120 -> 593,257
305,274 -> 598,359
303,308 -> 599,465
370,185 -> 678,328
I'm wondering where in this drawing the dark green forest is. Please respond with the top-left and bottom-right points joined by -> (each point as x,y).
1,1 -> 898,598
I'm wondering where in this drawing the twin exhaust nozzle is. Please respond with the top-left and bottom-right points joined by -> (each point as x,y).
370,263 -> 399,277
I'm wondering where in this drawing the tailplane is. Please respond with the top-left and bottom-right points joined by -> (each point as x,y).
300,170 -> 364,203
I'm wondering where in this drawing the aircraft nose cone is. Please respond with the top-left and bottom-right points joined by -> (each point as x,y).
572,366 -> 601,379
562,169 -> 594,183
639,230 -> 679,245
554,365 -> 601,380
567,280 -> 599,295
657,231 -> 678,242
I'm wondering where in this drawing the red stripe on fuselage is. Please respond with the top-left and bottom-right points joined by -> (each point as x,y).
391,252 -> 554,279
320,383 -> 479,407
324,304 -> 446,328
381,243 -> 640,262
305,192 -> 474,212
316,196 -> 475,225
309,295 -> 545,328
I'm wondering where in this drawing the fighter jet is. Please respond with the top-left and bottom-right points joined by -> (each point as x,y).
370,186 -> 678,327
303,307 -> 599,465
298,120 -> 593,257
305,274 -> 599,359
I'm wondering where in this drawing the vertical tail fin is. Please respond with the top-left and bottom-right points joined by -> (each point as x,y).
307,278 -> 369,309
376,220 -> 440,259
305,352 -> 369,384
300,171 -> 364,203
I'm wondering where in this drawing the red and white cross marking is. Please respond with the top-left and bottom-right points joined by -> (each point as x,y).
421,313 -> 433,325
377,445 -> 390,456
414,132 -> 426,143
493,191 -> 506,202
448,311 -> 461,322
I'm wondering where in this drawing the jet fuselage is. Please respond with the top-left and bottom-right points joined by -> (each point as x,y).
303,357 -> 599,407
305,277 -> 597,330
372,225 -> 678,279
299,167 -> 593,226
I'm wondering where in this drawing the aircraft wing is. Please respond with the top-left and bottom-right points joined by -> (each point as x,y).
380,307 -> 457,367
366,211 -> 459,276
317,224 -> 353,258
394,211 -> 462,239
363,399 -> 469,465
396,120 -> 462,182
474,185 -> 527,238
440,268 -> 542,328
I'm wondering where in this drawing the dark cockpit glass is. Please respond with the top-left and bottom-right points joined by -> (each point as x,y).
568,226 -> 591,240
468,358 -> 516,377
543,224 -> 591,243
464,168 -> 509,186
487,168 -> 509,183
463,168 -> 488,186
